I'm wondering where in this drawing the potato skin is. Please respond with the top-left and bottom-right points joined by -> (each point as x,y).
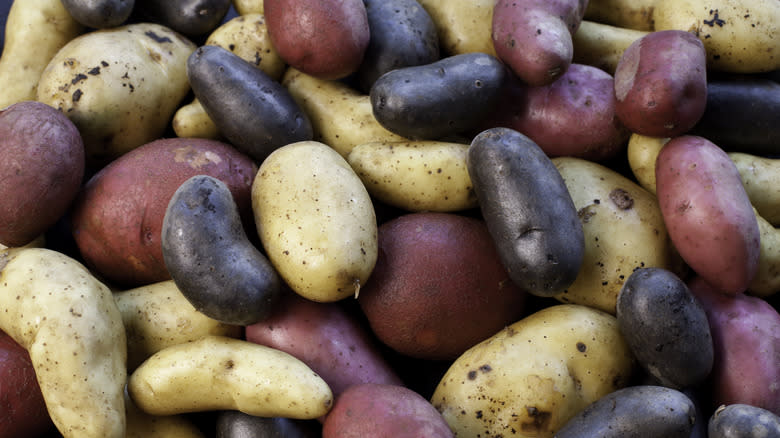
0,101 -> 85,247
708,404 -> 780,438
133,0 -> 231,38
61,0 -> 134,29
216,411 -> 321,438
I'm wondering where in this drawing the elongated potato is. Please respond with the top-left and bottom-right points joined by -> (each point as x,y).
0,247 -> 126,438
584,0 -> 659,31
626,133 -> 669,194
748,209 -> 780,298
729,153 -> 780,227
125,390 -> 205,438
573,20 -> 649,74
417,0 -> 496,56
127,335 -> 333,419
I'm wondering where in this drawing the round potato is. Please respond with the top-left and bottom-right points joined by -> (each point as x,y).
708,404 -> 780,438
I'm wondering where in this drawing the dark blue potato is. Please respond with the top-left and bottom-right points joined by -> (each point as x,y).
369,52 -> 506,140
161,175 -> 282,326
616,267 -> 714,389
61,0 -> 134,28
708,404 -> 780,438
216,411 -> 321,438
555,385 -> 697,438
466,127 -> 584,296
355,0 -> 440,93
187,45 -> 313,163
133,0 -> 231,38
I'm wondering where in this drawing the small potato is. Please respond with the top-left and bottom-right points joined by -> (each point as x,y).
416,0 -> 496,56
708,404 -> 780,438
61,0 -> 134,28
626,133 -> 669,194
133,0 -> 232,38
573,20 -> 649,75
729,153 -> 780,227
232,0 -> 262,15
749,209 -> 780,298
584,0 -> 659,31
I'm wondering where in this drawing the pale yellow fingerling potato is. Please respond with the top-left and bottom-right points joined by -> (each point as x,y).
232,0 -> 263,15
573,21 -> 650,74
654,0 -> 780,73
281,67 -> 406,157
252,141 -> 378,302
584,0 -> 659,31
125,390 -> 206,438
0,247 -> 126,438
747,208 -> 780,298
171,98 -> 222,140
36,22 -> 196,167
729,153 -> 780,227
127,335 -> 333,419
551,157 -> 682,314
416,0 -> 497,57
431,304 -> 636,438
114,280 -> 243,371
0,0 -> 84,108
626,133 -> 669,194
348,140 -> 477,212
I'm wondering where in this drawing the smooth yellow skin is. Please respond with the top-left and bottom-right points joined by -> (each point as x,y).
573,21 -> 650,74
348,140 -> 477,212
626,133 -> 670,194
584,0 -> 659,31
552,157 -> 682,314
654,0 -> 780,73
0,0 -> 83,108
125,390 -> 205,438
281,68 -> 407,158
729,153 -> 780,227
417,0 -> 497,56
0,248 -> 126,438
749,208 -> 780,298
232,0 -> 263,15
127,335 -> 333,418
36,23 -> 195,167
431,304 -> 635,438
114,280 -> 243,371
252,141 -> 378,302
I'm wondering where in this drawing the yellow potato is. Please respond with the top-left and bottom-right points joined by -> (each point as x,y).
127,335 -> 333,419
573,21 -> 650,74
584,0 -> 659,31
729,153 -> 780,227
252,141 -> 378,302
125,390 -> 205,438
431,304 -> 635,438
0,247 -> 126,438
416,0 -> 497,56
347,140 -> 477,212
114,280 -> 243,371
654,0 -> 780,73
626,133 -> 670,194
281,67 -> 407,157
748,208 -> 780,298
0,0 -> 83,108
552,157 -> 682,314
232,0 -> 263,15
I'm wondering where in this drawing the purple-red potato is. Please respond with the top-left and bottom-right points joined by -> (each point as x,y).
656,135 -> 760,295
322,383 -> 454,438
264,0 -> 369,80
244,290 -> 403,398
614,29 -> 708,138
479,64 -> 630,161
71,137 -> 257,287
357,212 -> 527,360
492,0 -> 588,86
0,101 -> 84,247
0,330 -> 54,438
688,276 -> 780,415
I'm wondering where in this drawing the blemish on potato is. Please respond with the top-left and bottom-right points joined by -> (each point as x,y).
609,188 -> 634,209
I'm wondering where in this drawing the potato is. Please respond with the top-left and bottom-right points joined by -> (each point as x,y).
0,247 -> 127,438
573,20 -> 649,75
431,304 -> 636,438
132,0 -> 232,38
281,67 -> 407,158
125,390 -> 206,438
554,385 -> 697,438
708,404 -> 780,438
127,335 -> 333,419
0,101 -> 84,248
369,52 -> 506,140
36,22 -> 195,169
584,0 -> 659,31
357,212 -> 527,360
264,0 -> 369,80
71,137 -> 258,288
216,411 -> 321,438
245,290 -> 403,398
416,0 -> 496,56
656,135 -> 761,295
729,153 -> 780,227
654,0 -> 780,73
347,140 -> 477,213
322,383 -> 454,438
749,209 -> 780,298
0,0 -> 84,108
492,0 -> 588,86
552,156 -> 682,314
162,175 -> 282,325
113,280 -> 243,371
251,141 -> 378,303
61,0 -> 134,29
232,0 -> 262,15
614,30 -> 708,137
626,133 -> 669,194
467,128 -> 585,297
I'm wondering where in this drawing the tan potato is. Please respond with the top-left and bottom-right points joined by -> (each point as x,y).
0,0 -> 84,108
431,304 -> 636,438
0,248 -> 126,438
232,0 -> 263,15
626,133 -> 670,194
127,335 -> 333,419
748,208 -> 780,298
416,0 -> 497,57
347,140 -> 477,212
729,153 -> 780,227
573,20 -> 650,74
281,67 -> 406,157
584,0 -> 659,31
125,390 -> 205,438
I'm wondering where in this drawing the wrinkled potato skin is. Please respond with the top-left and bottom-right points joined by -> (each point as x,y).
416,0 -> 496,56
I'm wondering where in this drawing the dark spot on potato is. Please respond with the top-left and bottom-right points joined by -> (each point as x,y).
609,188 -> 634,209
71,73 -> 88,85
88,67 -> 100,75
703,9 -> 725,27
72,89 -> 83,103
144,31 -> 173,43
576,342 -> 586,352
578,206 -> 596,223
475,410 -> 483,419
224,359 -> 234,369
467,370 -> 478,380
522,406 -> 551,432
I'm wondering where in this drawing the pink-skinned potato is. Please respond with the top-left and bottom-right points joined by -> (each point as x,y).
322,383 -> 454,438
0,101 -> 84,247
71,137 -> 257,287
688,276 -> 780,415
656,135 -> 760,295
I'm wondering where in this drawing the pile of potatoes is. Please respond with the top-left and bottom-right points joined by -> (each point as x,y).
0,0 -> 779,437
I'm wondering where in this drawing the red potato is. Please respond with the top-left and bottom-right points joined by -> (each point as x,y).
244,290 -> 403,398
322,383 -> 454,438
656,135 -> 761,295
614,29 -> 708,138
492,0 -> 588,86
264,0 -> 370,80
